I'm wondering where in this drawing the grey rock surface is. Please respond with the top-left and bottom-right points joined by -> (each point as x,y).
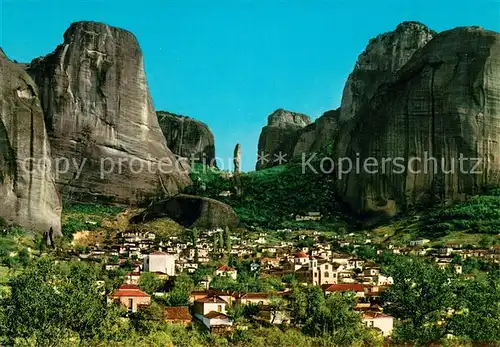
0,52 -> 62,235
28,21 -> 191,204
336,26 -> 500,216
157,111 -> 215,166
293,109 -> 340,157
256,109 -> 312,170
340,21 -> 436,123
131,194 -> 239,230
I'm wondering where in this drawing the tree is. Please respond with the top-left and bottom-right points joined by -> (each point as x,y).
226,303 -> 246,323
356,245 -> 376,260
209,275 -> 238,291
288,285 -> 370,346
382,256 -> 455,344
139,272 -> 164,295
164,274 -> 194,306
448,270 -> 500,343
191,229 -> 199,263
218,229 -> 224,252
268,296 -> 286,324
130,301 -> 164,334
1,259 -> 118,346
224,227 -> 232,255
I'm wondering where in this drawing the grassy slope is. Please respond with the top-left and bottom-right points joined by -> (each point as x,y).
63,203 -> 185,247
60,174 -> 500,248
186,162 -> 347,230
372,189 -> 500,246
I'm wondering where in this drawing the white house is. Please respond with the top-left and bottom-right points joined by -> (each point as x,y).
362,312 -> 393,336
409,238 -> 430,247
197,311 -> 233,330
143,251 -> 175,276
214,265 -> 238,280
194,295 -> 229,315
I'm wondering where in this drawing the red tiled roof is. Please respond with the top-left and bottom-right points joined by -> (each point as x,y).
112,290 -> 150,298
241,292 -> 270,299
190,290 -> 208,296
195,295 -> 227,304
216,265 -> 236,272
164,306 -> 192,321
204,311 -> 230,319
294,251 -> 308,259
322,283 -> 364,293
362,311 -> 392,319
119,284 -> 140,290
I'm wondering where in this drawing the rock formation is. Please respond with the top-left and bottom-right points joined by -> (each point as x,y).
256,109 -> 341,169
256,109 -> 312,169
336,26 -> 500,216
293,109 -> 340,157
233,143 -> 242,196
339,21 -> 436,123
0,52 -> 62,235
233,144 -> 241,175
27,21 -> 190,204
131,194 -> 239,230
157,111 -> 215,166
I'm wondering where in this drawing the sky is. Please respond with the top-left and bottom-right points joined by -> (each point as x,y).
1,0 -> 499,172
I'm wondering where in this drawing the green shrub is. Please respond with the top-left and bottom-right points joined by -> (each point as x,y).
420,191 -> 500,235
186,161 -> 346,230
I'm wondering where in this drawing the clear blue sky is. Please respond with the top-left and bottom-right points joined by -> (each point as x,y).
1,0 -> 499,171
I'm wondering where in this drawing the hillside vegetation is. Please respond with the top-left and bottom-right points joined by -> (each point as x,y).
185,160 -> 346,230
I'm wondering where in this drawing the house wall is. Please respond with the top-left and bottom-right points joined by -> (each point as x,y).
116,296 -> 151,312
195,314 -> 233,329
239,297 -> 269,305
194,301 -> 227,315
363,317 -> 393,336
215,270 -> 237,280
144,254 -> 176,275
319,263 -> 337,286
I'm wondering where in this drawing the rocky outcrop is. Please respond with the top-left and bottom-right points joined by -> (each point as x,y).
340,21 -> 436,123
256,109 -> 312,169
27,21 -> 190,204
256,109 -> 341,169
157,111 -> 215,166
336,26 -> 500,216
233,143 -> 241,175
0,52 -> 62,235
293,109 -> 340,157
131,194 -> 239,230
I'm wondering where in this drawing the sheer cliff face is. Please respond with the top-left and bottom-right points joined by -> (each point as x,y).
293,109 -> 340,157
337,27 -> 500,216
256,109 -> 312,170
340,21 -> 436,123
0,54 -> 62,235
256,109 -> 340,169
28,21 -> 190,204
157,111 -> 215,166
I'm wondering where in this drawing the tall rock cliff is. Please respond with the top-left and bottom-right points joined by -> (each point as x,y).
157,111 -> 215,166
256,109 -> 340,169
336,26 -> 500,216
293,109 -> 340,157
28,21 -> 190,204
256,109 -> 312,170
0,52 -> 62,235
340,21 -> 436,123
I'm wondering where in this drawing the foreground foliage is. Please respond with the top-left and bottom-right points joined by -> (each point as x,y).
382,257 -> 500,345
